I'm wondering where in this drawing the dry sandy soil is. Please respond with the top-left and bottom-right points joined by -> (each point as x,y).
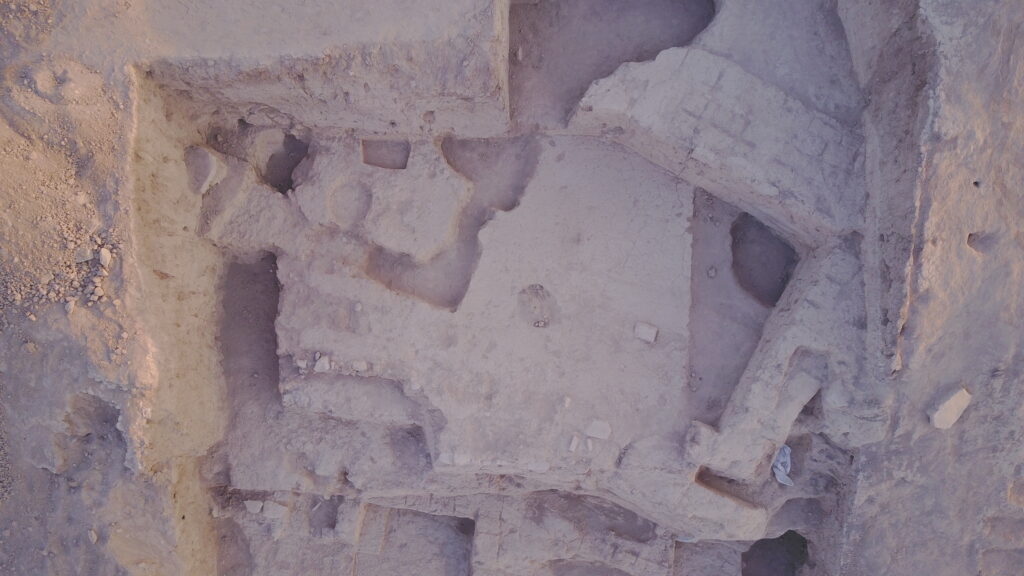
0,0 -> 1022,575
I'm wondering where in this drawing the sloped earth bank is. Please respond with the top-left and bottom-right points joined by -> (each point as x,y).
0,1 -> 1021,575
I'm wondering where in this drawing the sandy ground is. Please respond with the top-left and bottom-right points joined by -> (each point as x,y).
0,0 -> 1022,575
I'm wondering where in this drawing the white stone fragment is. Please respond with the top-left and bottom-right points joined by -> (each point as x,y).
98,247 -> 112,268
74,245 -> 93,263
261,501 -> 287,519
351,360 -> 369,373
568,434 -> 580,453
585,420 -> 612,440
243,500 -> 263,514
313,354 -> 331,373
634,321 -> 659,344
929,387 -> 972,429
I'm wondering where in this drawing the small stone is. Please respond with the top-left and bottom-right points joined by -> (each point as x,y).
634,321 -> 658,344
585,420 -> 612,440
65,301 -> 75,315
351,360 -> 369,373
261,501 -> 287,519
93,287 -> 104,298
707,266 -> 718,279
929,387 -> 972,429
243,500 -> 263,514
74,245 -> 93,263
313,354 -> 331,373
88,529 -> 98,544
568,435 -> 580,453
98,247 -> 112,268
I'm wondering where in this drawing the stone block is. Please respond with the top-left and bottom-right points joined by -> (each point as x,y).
928,387 -> 971,429
635,321 -> 659,344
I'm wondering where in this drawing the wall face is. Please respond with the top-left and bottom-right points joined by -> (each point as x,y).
0,0 -> 1018,575
840,2 -> 1024,575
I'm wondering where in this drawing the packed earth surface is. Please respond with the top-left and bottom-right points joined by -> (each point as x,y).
1,1 -> 1022,575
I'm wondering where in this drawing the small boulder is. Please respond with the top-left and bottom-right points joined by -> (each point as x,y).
928,387 -> 971,429
634,321 -> 658,344
313,354 -> 331,373
98,247 -> 112,269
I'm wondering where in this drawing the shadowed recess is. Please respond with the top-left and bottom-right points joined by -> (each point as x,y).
741,530 -> 809,576
509,0 -> 715,127
361,139 -> 411,169
525,490 -> 657,543
730,212 -> 798,307
262,133 -> 309,193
